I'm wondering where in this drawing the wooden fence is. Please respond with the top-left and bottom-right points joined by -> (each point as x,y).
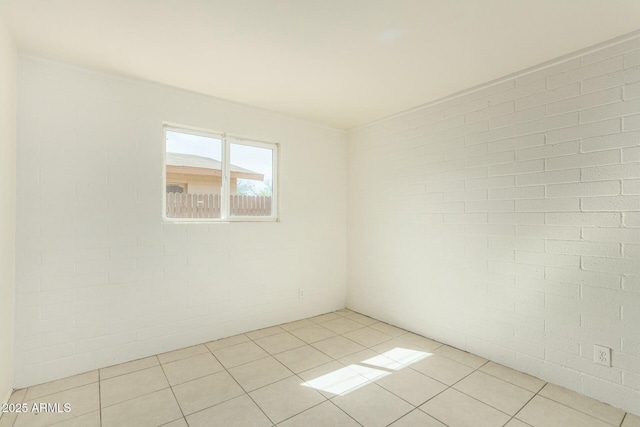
166,193 -> 272,218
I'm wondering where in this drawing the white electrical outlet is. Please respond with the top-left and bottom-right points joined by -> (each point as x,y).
298,288 -> 304,299
594,345 -> 611,367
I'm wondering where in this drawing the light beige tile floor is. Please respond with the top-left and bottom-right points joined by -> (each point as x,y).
1,308 -> 638,427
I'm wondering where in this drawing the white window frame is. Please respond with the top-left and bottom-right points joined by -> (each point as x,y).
163,124 -> 279,223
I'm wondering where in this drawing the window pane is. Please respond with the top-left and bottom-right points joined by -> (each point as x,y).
230,142 -> 274,217
165,130 -> 223,219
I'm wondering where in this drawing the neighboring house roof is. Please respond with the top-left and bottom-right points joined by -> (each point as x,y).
166,152 -> 264,181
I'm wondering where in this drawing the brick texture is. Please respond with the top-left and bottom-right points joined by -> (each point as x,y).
15,57 -> 348,389
347,34 -> 640,415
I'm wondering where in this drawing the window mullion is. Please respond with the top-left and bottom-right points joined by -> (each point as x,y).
221,135 -> 231,219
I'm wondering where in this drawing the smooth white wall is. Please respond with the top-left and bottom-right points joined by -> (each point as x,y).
348,35 -> 640,414
15,56 -> 347,388
0,16 -> 16,404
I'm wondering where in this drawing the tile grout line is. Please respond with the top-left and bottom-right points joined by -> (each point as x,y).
502,383 -> 541,427
250,337 -> 308,358
346,313 -> 628,427
448,360 -> 539,414
619,413 -> 627,427
99,334 -> 620,427
16,311 -> 347,407
347,333 -> 444,412
14,380 -> 102,427
289,331 -> 339,346
385,408 -> 451,427
507,383 -> 626,427
414,355 -> 552,425
9,310 -> 353,409
300,318 -> 438,425
14,375 -> 100,403
412,360 -> 494,425
2,312 -> 394,424
475,364 -> 547,395
538,383 -> 628,426
12,309 -> 637,426
227,372 -> 281,425
204,333 -> 290,426
383,407 -> 423,427
8,388 -> 25,427
98,369 -> 102,427
202,313 -> 382,424
98,355 -> 161,380
326,399 -> 366,427
298,315 -> 449,416
98,365 -> 172,410
272,398 -> 330,426
157,356 -> 189,427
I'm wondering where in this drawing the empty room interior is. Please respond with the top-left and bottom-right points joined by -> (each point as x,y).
1,1 -> 640,426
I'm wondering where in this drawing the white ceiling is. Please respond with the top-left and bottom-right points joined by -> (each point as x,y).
1,1 -> 640,130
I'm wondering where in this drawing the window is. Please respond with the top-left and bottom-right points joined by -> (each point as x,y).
164,125 -> 278,221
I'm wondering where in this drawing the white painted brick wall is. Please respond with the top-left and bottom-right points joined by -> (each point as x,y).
347,34 -> 640,414
0,17 -> 16,405
15,56 -> 347,388
626,114 -> 640,131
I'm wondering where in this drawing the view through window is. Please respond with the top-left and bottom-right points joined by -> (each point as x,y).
165,127 -> 277,221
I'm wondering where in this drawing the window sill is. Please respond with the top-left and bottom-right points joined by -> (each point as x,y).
162,217 -> 279,224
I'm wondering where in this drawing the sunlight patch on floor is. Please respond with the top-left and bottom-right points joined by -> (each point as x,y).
365,347 -> 431,369
301,348 -> 431,395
